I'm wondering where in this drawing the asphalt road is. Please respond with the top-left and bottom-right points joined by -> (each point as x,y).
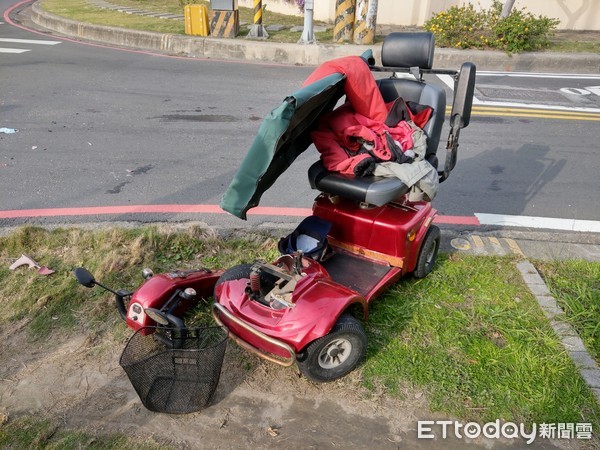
1,1 -> 600,229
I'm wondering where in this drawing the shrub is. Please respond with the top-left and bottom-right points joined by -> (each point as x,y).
424,1 -> 560,53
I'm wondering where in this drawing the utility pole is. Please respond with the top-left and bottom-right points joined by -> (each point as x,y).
501,0 -> 516,18
247,0 -> 268,39
298,0 -> 316,44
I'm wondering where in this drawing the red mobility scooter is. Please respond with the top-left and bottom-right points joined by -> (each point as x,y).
75,32 -> 475,385
212,32 -> 476,382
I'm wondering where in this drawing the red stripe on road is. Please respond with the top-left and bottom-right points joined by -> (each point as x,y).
248,206 -> 313,217
0,205 -> 222,218
0,204 -> 312,218
0,204 -> 478,224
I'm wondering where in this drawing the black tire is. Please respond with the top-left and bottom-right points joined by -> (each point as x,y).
214,264 -> 279,306
297,314 -> 367,383
414,225 -> 440,279
213,264 -> 252,298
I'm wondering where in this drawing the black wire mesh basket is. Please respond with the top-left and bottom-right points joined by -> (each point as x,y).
119,326 -> 228,414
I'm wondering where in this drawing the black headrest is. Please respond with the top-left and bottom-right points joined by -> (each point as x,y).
381,32 -> 435,69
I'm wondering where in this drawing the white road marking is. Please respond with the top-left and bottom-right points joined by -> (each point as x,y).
477,71 -> 600,80
475,213 -> 600,233
0,37 -> 60,45
0,47 -> 30,53
438,74 -> 600,113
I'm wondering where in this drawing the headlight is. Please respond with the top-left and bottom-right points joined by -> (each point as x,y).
142,268 -> 154,279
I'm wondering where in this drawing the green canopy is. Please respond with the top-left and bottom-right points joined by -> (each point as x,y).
220,72 -> 347,220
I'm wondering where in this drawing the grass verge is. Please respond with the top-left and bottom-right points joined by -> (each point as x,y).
0,416 -> 165,449
41,0 -> 186,34
40,0 -> 597,50
363,253 -> 600,428
536,259 -> 600,364
1,226 -> 598,445
0,225 -> 278,340
40,0 -> 334,42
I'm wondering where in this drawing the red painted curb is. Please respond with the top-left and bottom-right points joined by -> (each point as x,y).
0,204 -> 480,225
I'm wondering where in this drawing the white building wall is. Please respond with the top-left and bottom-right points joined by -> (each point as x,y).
238,0 -> 600,30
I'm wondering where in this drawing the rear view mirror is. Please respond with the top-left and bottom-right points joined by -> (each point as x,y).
74,267 -> 96,288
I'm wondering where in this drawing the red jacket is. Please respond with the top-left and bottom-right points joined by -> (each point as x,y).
303,56 -> 388,122
305,56 -> 430,175
312,102 -> 415,174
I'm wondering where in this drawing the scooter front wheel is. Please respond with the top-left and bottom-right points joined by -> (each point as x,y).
297,314 -> 366,383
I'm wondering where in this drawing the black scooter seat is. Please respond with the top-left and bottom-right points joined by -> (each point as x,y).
308,160 -> 409,206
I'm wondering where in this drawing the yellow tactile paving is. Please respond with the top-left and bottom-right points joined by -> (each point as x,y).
451,235 -> 527,257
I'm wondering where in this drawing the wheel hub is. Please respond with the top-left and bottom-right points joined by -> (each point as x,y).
318,338 -> 352,369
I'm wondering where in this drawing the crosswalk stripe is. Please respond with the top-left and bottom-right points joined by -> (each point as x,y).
0,48 -> 31,53
0,37 -> 60,45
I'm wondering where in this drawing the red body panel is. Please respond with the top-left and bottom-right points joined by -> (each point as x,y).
312,194 -> 436,273
126,268 -> 223,331
214,196 -> 436,359
215,257 -> 367,356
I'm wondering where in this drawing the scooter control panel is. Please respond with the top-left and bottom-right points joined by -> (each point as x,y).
127,302 -> 146,325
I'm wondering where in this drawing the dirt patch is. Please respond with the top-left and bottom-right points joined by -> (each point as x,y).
0,324 -> 569,449
0,324 -> 424,448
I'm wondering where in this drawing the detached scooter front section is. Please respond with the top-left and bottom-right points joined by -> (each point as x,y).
74,266 -> 223,334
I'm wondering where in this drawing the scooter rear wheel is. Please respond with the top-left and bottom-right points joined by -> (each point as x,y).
414,225 -> 440,279
298,314 -> 366,383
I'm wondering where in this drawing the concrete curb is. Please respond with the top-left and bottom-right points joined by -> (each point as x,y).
516,260 -> 600,404
29,2 -> 377,65
30,2 -> 600,72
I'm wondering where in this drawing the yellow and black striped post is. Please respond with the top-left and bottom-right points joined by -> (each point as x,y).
333,0 -> 355,43
353,0 -> 377,45
253,0 -> 262,26
210,9 -> 239,38
247,0 -> 268,38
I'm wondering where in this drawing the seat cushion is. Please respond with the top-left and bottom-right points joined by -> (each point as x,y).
308,161 -> 408,206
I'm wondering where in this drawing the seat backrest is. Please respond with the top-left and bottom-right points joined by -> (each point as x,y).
308,32 -> 448,206
377,32 -> 446,163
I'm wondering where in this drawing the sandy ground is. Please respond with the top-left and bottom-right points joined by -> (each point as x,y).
0,320 -> 587,449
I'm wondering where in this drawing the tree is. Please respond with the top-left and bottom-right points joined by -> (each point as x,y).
501,0 -> 516,18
